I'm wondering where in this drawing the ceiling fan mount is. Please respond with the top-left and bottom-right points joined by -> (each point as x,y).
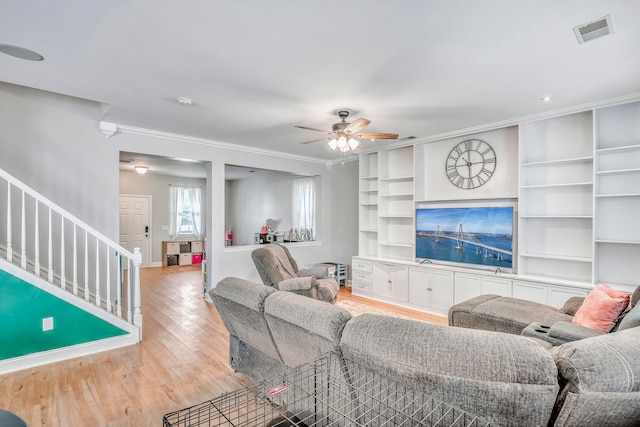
337,110 -> 350,121
295,110 -> 399,152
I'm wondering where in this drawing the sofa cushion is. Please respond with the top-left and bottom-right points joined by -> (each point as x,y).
251,244 -> 298,285
264,291 -> 351,367
209,277 -> 281,362
275,276 -> 313,292
618,298 -> 640,331
449,294 -> 573,335
558,296 -> 585,315
550,327 -> 640,426
613,285 -> 640,331
572,284 -> 629,332
341,314 -> 559,427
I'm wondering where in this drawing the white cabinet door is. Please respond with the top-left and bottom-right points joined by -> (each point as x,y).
373,263 -> 409,302
408,269 -> 431,308
409,268 -> 454,314
548,286 -> 589,309
430,270 -> 455,313
454,273 -> 482,304
481,277 -> 512,297
513,280 -> 547,305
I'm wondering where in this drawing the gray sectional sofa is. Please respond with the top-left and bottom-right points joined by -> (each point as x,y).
210,277 -> 640,427
448,287 -> 640,347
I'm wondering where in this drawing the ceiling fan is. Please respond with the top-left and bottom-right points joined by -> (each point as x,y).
295,110 -> 399,152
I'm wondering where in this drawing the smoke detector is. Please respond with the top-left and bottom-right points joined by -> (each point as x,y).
573,15 -> 614,44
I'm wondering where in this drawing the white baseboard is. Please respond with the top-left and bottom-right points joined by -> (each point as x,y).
0,334 -> 138,375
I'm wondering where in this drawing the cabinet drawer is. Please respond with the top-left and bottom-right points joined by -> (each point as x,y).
353,259 -> 373,273
165,242 -> 180,255
352,281 -> 373,294
353,271 -> 372,284
178,253 -> 193,265
191,240 -> 203,253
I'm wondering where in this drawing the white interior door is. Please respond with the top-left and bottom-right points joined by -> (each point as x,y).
119,195 -> 151,267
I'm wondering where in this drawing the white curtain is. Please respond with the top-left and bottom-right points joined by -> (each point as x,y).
189,186 -> 202,239
169,185 -> 203,240
291,177 -> 316,238
169,185 -> 183,240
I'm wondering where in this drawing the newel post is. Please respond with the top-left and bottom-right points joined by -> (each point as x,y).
133,247 -> 143,338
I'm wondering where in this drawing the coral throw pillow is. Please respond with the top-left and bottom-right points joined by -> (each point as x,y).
572,284 -> 630,332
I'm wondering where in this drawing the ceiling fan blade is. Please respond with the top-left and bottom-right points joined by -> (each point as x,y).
301,137 -> 331,144
344,118 -> 371,134
294,125 -> 330,134
355,132 -> 399,140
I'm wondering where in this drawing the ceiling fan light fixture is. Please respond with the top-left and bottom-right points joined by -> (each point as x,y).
0,44 -> 44,61
296,109 -> 398,153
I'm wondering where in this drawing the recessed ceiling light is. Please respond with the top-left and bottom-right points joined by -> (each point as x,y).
0,44 -> 44,61
178,97 -> 193,106
541,96 -> 553,102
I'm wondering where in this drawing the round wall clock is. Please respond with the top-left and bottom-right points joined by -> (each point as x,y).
445,139 -> 496,189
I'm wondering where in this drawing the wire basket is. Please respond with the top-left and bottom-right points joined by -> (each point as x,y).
163,352 -> 491,427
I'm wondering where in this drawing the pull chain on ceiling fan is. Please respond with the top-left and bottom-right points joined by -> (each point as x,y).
295,110 -> 399,152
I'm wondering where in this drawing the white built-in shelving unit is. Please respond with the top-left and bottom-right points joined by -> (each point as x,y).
594,101 -> 640,292
353,100 -> 640,316
376,146 -> 414,261
358,152 -> 378,257
518,111 -> 594,283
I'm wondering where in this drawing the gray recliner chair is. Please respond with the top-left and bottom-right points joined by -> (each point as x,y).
251,244 -> 339,304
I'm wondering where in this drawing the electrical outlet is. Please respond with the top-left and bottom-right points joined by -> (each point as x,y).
42,317 -> 54,331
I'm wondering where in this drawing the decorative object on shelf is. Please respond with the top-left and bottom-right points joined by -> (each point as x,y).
445,139 -> 496,189
266,218 -> 279,232
224,227 -> 233,246
284,227 -> 314,242
295,110 -> 398,153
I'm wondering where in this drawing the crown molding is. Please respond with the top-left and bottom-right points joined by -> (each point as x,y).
102,121 -> 334,166
357,92 -> 640,154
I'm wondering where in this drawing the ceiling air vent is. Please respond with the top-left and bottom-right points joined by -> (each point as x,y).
573,15 -> 614,44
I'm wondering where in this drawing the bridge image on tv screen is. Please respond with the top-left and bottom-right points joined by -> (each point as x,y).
416,206 -> 513,269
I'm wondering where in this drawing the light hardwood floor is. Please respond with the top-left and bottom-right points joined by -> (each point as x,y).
0,265 -> 446,426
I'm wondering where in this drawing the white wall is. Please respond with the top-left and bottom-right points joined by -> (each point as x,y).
416,126 -> 519,201
225,170 -> 296,246
119,171 -> 207,264
324,161 -> 359,267
0,83 -> 118,238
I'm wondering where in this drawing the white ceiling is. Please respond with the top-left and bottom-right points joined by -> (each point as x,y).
2,1 -> 640,162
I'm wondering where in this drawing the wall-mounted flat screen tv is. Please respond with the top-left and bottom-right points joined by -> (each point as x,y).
416,205 -> 514,271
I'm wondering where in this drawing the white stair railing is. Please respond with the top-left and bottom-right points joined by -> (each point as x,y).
0,168 -> 142,331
